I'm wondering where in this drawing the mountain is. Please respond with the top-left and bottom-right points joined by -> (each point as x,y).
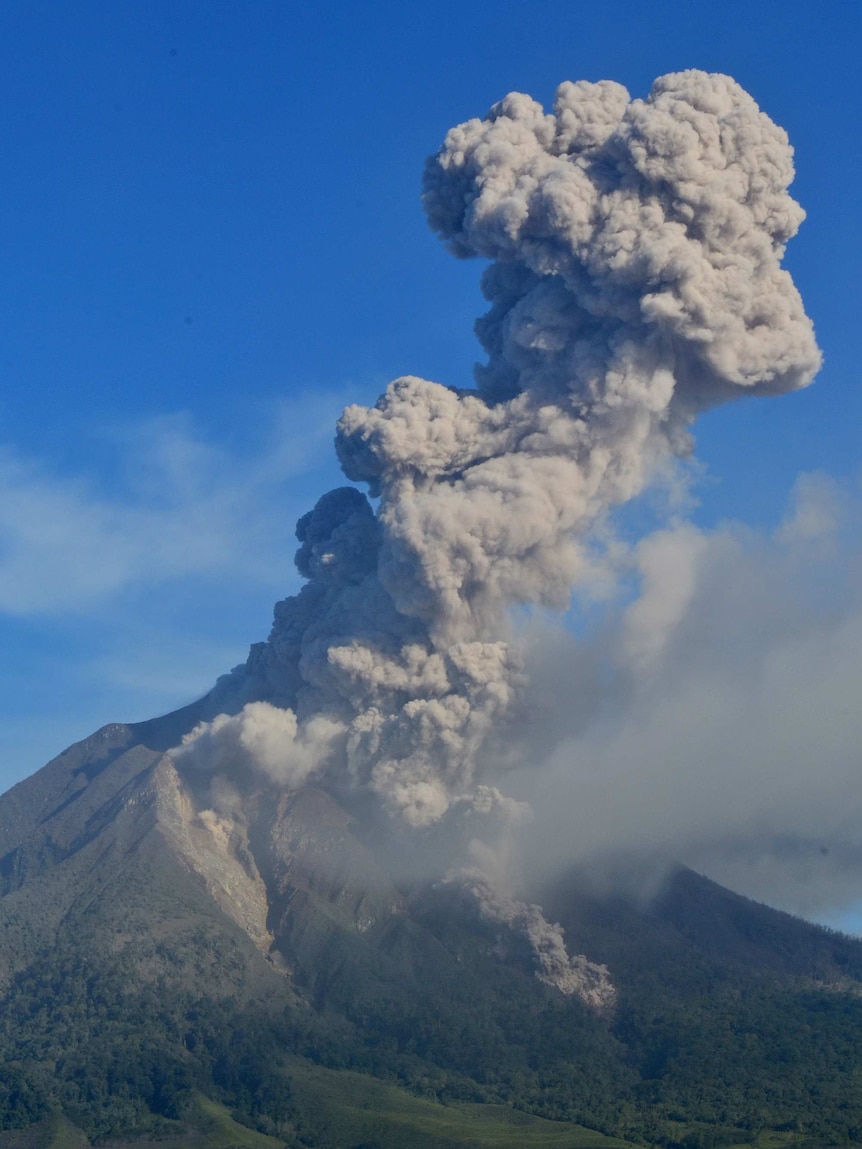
1,704 -> 862,1149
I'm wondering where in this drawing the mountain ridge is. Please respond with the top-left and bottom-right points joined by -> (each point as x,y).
2,707 -> 862,1146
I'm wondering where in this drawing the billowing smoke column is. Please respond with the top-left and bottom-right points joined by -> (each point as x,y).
176,70 -> 820,995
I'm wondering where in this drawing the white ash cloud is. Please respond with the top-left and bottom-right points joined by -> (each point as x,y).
222,70 -> 817,829
424,72 -> 819,410
174,701 -> 344,790
515,473 -> 862,919
179,72 -> 823,923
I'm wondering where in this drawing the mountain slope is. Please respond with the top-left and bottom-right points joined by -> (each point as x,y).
1,713 -> 862,1146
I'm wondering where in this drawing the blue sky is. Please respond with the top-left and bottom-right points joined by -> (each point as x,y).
0,1 -> 859,917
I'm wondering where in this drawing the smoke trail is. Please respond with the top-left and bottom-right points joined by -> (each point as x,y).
172,70 -> 820,995
465,869 -> 615,1007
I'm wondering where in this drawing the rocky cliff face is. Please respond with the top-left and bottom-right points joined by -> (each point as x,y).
5,705 -> 862,1003
0,707 -> 619,1012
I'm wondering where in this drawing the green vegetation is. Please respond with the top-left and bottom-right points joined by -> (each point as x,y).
0,1097 -> 286,1149
4,736 -> 862,1149
284,1061 -> 637,1149
0,1066 -> 641,1149
0,928 -> 296,1143
0,1113 -> 89,1149
4,878 -> 862,1149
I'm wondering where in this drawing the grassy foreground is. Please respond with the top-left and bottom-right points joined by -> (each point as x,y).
284,1060 -> 636,1148
0,1068 -> 639,1149
0,1097 -> 282,1149
0,1064 -> 818,1149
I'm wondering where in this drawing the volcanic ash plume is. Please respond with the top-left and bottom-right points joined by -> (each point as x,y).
173,70 -> 820,994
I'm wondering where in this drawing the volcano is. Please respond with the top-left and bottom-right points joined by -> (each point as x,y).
0,66 -> 850,1149
2,699 -> 862,1148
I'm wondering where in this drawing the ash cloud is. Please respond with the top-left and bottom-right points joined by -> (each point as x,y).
174,702 -> 344,790
227,70 -> 817,821
515,473 -> 862,919
172,71 -> 836,952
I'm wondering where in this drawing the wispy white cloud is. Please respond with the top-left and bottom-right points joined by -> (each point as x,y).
0,390 -> 348,616
0,388 -> 354,792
